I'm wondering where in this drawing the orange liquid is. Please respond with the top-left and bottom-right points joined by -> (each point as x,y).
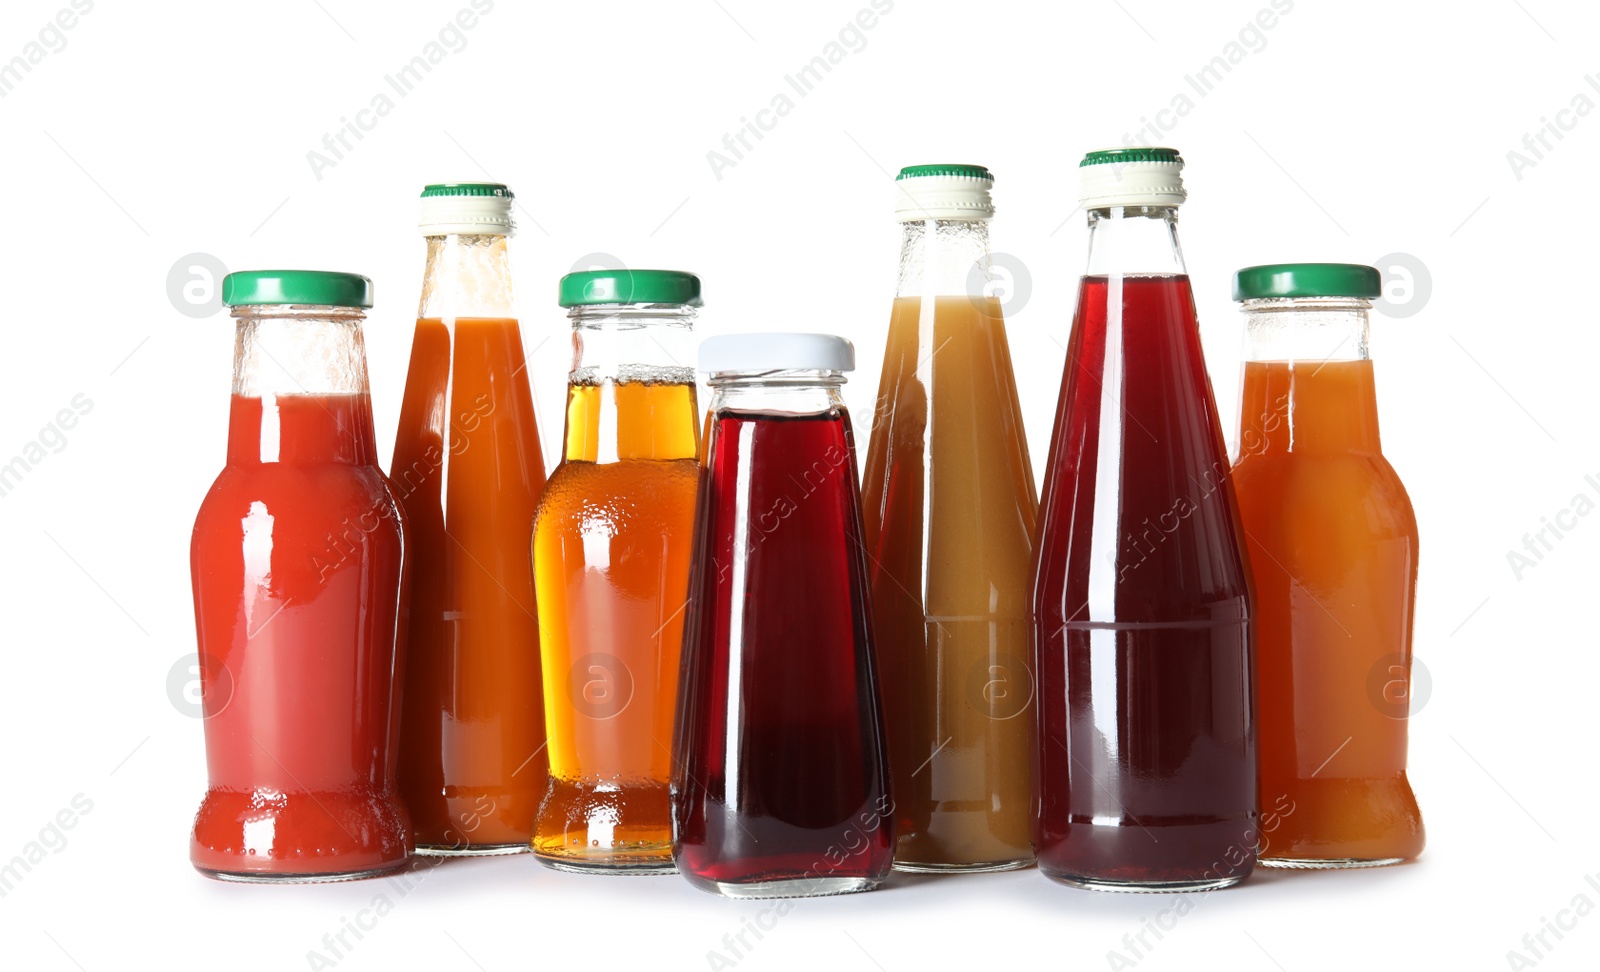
1231,358 -> 1424,864
392,317 -> 548,850
861,295 -> 1036,869
531,379 -> 698,870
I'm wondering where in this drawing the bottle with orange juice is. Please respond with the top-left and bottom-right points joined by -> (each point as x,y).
1228,263 -> 1425,867
392,183 -> 548,854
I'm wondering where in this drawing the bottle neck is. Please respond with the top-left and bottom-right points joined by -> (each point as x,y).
708,371 -> 847,417
227,305 -> 377,465
1237,298 -> 1381,456
1084,206 -> 1187,277
231,306 -> 371,397
418,234 -> 514,320
895,218 -> 993,297
1240,298 -> 1371,362
563,304 -> 699,463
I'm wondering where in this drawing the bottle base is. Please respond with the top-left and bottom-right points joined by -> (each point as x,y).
415,842 -> 530,858
1259,856 -> 1406,870
194,862 -> 408,884
693,875 -> 883,899
533,853 -> 676,876
1042,871 -> 1247,894
893,857 -> 1033,874
190,786 -> 412,882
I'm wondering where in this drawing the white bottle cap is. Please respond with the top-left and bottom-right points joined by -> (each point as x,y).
1078,148 -> 1187,209
418,182 -> 516,236
894,164 -> 995,221
699,333 -> 856,374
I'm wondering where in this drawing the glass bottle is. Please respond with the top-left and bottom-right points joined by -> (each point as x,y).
190,271 -> 411,882
861,164 -> 1037,872
392,183 -> 548,855
530,269 -> 701,873
1031,149 -> 1257,892
1229,263 -> 1425,867
674,334 -> 895,897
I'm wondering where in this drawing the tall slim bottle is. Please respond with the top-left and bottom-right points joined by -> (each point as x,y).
1031,149 -> 1257,891
862,164 -> 1037,871
531,269 -> 701,873
1229,263 -> 1424,866
392,183 -> 548,854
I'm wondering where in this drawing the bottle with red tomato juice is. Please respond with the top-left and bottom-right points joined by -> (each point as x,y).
1030,149 -> 1258,892
189,271 -> 412,882
673,333 -> 894,898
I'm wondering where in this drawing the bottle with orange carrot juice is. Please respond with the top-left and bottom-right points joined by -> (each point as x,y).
1229,263 -> 1424,867
392,183 -> 548,854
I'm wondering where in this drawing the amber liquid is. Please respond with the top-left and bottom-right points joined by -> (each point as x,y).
531,378 -> 699,871
1231,358 -> 1424,865
392,317 -> 547,852
861,295 -> 1037,870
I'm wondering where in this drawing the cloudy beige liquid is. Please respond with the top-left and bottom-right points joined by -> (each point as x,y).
861,294 -> 1037,870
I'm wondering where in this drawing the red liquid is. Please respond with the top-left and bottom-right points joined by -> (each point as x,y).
673,410 -> 894,894
1031,275 -> 1257,889
190,393 -> 411,880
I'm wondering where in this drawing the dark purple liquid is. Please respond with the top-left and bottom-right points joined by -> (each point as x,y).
673,409 -> 894,893
1031,275 -> 1257,889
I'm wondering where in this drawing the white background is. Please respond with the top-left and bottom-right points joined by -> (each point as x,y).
0,1 -> 1592,969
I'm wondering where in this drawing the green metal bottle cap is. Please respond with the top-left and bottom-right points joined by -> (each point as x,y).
895,164 -> 994,182
895,164 -> 995,220
1233,263 -> 1382,301
221,270 -> 374,308
559,269 -> 702,307
420,182 -> 513,199
1080,147 -> 1183,167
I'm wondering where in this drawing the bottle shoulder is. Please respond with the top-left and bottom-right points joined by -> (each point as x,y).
196,463 -> 402,524
1233,452 -> 1417,541
535,458 -> 700,530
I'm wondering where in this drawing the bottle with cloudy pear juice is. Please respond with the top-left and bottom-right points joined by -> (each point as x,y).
861,164 -> 1037,873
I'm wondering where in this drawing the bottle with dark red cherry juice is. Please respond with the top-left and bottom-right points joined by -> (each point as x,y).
1031,148 -> 1258,892
672,333 -> 894,898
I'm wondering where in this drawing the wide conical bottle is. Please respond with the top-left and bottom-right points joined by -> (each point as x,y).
1031,148 -> 1257,892
861,164 -> 1037,872
674,333 -> 894,897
